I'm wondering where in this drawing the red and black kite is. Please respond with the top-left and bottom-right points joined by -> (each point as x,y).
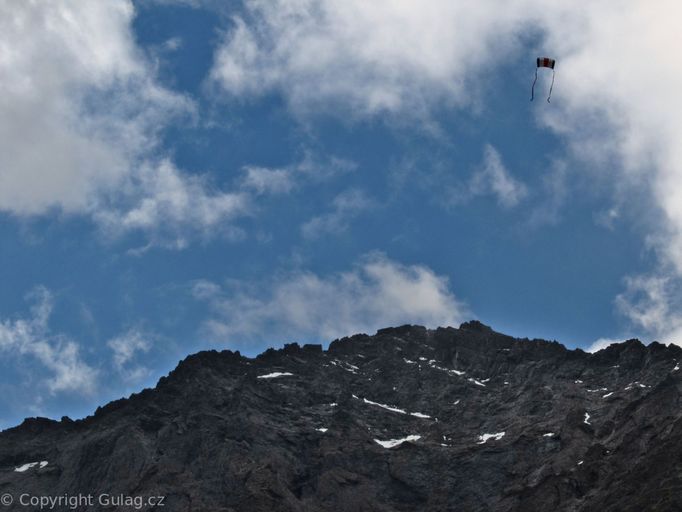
531,57 -> 556,103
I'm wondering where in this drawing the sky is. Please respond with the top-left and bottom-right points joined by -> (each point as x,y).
1,0 -> 681,429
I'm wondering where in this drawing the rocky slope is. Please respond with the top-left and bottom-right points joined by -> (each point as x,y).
2,321 -> 682,511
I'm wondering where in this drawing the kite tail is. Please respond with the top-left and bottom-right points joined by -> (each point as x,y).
547,69 -> 555,103
530,68 -> 538,101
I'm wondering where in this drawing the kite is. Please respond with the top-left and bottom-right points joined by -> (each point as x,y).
531,57 -> 556,103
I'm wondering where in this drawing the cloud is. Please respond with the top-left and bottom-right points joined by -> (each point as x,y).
194,253 -> 468,344
535,2 -> 682,274
0,287 -> 97,395
301,189 -> 374,239
191,279 -> 223,300
209,1 -> 682,254
614,274 -> 682,345
164,37 -> 183,51
0,1 -> 192,216
0,1 -> 265,251
94,151 -> 358,249
469,145 -> 527,208
95,159 -> 251,250
241,166 -> 295,195
585,338 -> 623,353
210,0 -> 532,119
240,152 -> 357,194
594,207 -> 620,231
107,329 -> 152,383
526,160 -> 569,228
528,3 -> 682,343
209,1 -> 682,337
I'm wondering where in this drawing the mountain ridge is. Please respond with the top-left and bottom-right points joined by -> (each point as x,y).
2,321 -> 682,511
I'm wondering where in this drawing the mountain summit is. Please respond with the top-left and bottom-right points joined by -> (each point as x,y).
2,323 -> 682,511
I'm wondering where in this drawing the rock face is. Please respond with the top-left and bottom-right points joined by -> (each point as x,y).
2,321 -> 682,511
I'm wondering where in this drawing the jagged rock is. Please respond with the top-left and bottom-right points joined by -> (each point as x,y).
1,322 -> 682,511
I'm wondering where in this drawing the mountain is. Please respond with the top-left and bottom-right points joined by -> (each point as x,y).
2,321 -> 682,511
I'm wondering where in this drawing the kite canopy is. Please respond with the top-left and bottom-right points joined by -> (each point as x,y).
536,57 -> 556,69
531,57 -> 556,102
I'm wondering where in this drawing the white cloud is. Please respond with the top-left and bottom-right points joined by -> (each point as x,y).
616,276 -> 671,334
191,279 -> 223,300
0,1 -> 262,251
95,159 -> 251,249
585,337 -> 621,353
535,2 -> 682,275
108,330 -> 151,368
163,37 -> 183,51
194,253 -> 468,344
241,166 -> 295,195
526,160 -> 569,228
107,329 -> 152,383
94,152 -> 358,249
529,3 -> 682,344
470,145 -> 527,208
240,152 -> 357,195
208,0 -> 682,251
210,0 -> 535,118
0,288 -> 97,395
0,0 -> 191,216
614,274 -> 682,345
594,207 -> 620,231
210,1 -> 682,337
301,189 -> 374,238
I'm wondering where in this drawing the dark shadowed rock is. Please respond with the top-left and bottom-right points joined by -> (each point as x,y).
1,324 -> 682,511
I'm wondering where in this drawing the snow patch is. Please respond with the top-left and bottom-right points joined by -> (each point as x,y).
410,412 -> 431,419
357,396 -> 432,419
673,364 -> 680,372
477,432 -> 505,444
602,392 -> 613,398
543,432 -> 555,437
403,358 -> 417,364
257,372 -> 294,379
330,360 -> 358,373
577,460 -> 584,465
574,380 -> 583,384
14,461 -> 48,472
587,387 -> 608,393
363,397 -> 407,414
428,360 -> 466,376
584,412 -> 591,425
316,427 -> 328,433
468,378 -> 486,387
374,435 -> 421,448
453,399 -> 461,405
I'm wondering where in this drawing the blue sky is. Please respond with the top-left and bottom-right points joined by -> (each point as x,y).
1,0 -> 681,429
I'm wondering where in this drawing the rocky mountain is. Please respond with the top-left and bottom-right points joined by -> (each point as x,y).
2,321 -> 682,511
